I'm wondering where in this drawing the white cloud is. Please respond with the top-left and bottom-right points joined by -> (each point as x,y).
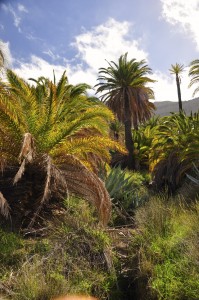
2,2 -> 28,32
43,49 -> 62,61
0,40 -> 13,67
18,3 -> 28,13
161,0 -> 199,51
72,18 -> 148,71
3,18 -> 194,101
152,68 -> 195,102
2,3 -> 21,31
13,55 -> 66,81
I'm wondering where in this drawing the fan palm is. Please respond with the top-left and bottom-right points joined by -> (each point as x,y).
169,63 -> 184,112
95,53 -> 156,169
188,59 -> 199,97
0,70 -> 125,226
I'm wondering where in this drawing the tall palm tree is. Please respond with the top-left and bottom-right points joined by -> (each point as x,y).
169,63 -> 184,112
95,53 -> 155,169
188,59 -> 199,97
0,70 -> 125,226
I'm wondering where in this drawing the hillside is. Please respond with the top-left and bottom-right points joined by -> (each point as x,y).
154,97 -> 199,116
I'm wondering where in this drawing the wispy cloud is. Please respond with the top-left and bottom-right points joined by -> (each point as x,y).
2,2 -> 28,32
161,0 -> 199,51
152,69 -> 195,101
43,49 -> 62,61
0,40 -> 13,68
18,3 -> 28,13
9,18 -> 195,101
72,18 -> 148,71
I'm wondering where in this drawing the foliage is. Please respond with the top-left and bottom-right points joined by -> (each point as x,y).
0,69 -> 123,170
0,197 -> 116,300
0,70 -> 126,226
150,111 -> 199,193
187,163 -> 199,185
0,228 -> 24,266
104,167 -> 149,225
95,52 -> 155,169
95,53 -> 155,128
188,59 -> 199,97
169,63 -> 184,111
132,116 -> 160,169
131,195 -> 199,300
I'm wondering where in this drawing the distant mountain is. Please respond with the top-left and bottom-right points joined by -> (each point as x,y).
154,98 -> 199,116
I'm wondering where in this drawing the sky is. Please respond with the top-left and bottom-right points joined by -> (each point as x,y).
0,0 -> 199,102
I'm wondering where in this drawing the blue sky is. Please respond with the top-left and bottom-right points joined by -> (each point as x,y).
0,0 -> 199,102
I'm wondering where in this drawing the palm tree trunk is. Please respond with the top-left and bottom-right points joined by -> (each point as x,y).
176,74 -> 183,112
124,93 -> 135,169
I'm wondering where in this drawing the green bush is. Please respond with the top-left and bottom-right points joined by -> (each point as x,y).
105,167 -> 149,225
0,229 -> 24,266
131,196 -> 199,299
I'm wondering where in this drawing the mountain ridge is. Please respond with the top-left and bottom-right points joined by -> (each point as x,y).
154,97 -> 199,116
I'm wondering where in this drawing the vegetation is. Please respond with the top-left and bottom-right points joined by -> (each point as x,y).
189,59 -> 199,97
0,52 -> 199,299
169,63 -> 184,111
131,196 -> 199,300
95,53 -> 156,169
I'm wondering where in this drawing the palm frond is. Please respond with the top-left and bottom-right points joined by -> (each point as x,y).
0,191 -> 10,219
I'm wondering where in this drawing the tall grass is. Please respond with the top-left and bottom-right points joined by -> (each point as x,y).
0,197 -> 116,300
131,195 -> 199,299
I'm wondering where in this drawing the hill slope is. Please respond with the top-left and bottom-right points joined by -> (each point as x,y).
154,98 -> 199,116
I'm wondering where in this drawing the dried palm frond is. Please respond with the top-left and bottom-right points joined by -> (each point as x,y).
18,133 -> 35,163
0,191 -> 10,218
60,155 -> 111,226
13,133 -> 36,185
28,154 -> 68,228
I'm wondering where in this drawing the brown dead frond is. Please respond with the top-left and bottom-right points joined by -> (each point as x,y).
60,154 -> 111,226
0,156 -> 6,173
13,158 -> 26,184
14,133 -> 36,185
28,154 -> 68,228
18,133 -> 35,163
0,191 -> 10,218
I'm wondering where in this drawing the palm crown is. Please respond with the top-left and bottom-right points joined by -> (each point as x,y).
188,59 -> 199,97
0,70 -> 126,225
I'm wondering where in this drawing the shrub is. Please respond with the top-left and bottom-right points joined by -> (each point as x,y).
131,196 -> 199,299
104,167 -> 149,225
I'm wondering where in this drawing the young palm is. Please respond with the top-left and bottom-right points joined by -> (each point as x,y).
188,59 -> 199,97
151,112 -> 199,193
169,63 -> 184,112
0,70 -> 125,226
95,53 -> 156,169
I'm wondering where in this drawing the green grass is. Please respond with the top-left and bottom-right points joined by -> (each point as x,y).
0,196 -> 116,300
131,195 -> 199,300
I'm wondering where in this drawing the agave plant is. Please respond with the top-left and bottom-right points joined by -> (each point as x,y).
0,70 -> 125,227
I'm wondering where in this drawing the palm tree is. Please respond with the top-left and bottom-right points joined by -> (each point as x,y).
169,63 -> 184,112
95,53 -> 155,169
188,59 -> 199,97
151,112 -> 199,193
0,70 -> 125,227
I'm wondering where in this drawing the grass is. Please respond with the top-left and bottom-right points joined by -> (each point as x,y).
131,195 -> 199,299
0,173 -> 199,300
0,196 -> 116,300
